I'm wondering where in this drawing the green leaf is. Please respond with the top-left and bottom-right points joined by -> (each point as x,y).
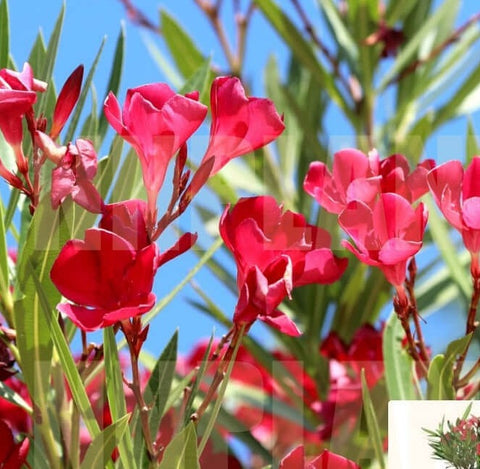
14,197 -> 72,408
29,265 -> 101,439
466,119 -> 480,165
0,380 -> 32,414
27,31 -> 47,79
253,0 -> 354,122
104,328 -> 136,469
427,334 -> 472,399
109,148 -> 144,203
385,0 -> 417,24
80,414 -> 130,469
161,9 -> 204,78
98,24 -> 125,140
317,0 -> 358,67
65,37 -> 106,143
179,57 -> 213,105
383,311 -> 417,400
142,36 -> 182,89
378,0 -> 457,91
0,203 -> 11,306
183,334 -> 214,427
95,135 -> 123,200
198,326 -> 245,455
36,3 -> 65,115
158,422 -> 200,469
361,370 -> 386,469
80,86 -> 98,141
133,331 -> 178,466
0,0 -> 9,68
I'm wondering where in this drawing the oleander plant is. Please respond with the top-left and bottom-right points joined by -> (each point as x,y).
0,0 -> 480,467
424,403 -> 480,469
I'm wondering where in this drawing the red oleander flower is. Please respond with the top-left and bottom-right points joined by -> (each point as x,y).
220,196 -> 347,336
50,228 -> 158,331
103,83 -> 207,219
339,193 -> 427,287
279,445 -> 360,469
0,419 -> 29,468
201,76 -> 285,175
36,133 -> 103,212
304,148 -> 434,214
427,157 -> 480,274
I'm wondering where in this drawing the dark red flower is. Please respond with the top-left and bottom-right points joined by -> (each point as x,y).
0,419 -> 29,469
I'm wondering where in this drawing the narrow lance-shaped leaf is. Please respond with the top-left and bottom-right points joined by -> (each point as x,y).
36,3 -> 65,115
104,327 -> 136,469
161,9 -> 204,78
427,334 -> 472,399
0,0 -> 9,68
80,414 -> 130,469
158,422 -> 200,469
361,369 -> 386,469
383,311 -> 417,400
98,24 -> 125,140
65,37 -> 106,143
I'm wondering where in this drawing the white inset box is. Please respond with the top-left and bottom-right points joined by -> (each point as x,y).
388,400 -> 480,469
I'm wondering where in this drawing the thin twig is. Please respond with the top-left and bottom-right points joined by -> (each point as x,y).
115,0 -> 159,33
388,11 -> 480,86
289,0 -> 352,96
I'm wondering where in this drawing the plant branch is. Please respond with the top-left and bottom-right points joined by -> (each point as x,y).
115,0 -> 159,33
388,11 -> 480,86
289,0 -> 352,97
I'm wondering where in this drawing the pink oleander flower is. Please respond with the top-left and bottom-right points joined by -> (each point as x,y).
279,445 -> 360,469
50,227 -> 158,332
0,63 -> 46,176
36,132 -> 103,212
304,148 -> 434,214
220,196 -> 347,336
201,76 -> 285,175
427,157 -> 480,275
0,419 -> 29,468
103,83 -> 207,220
339,193 -> 427,287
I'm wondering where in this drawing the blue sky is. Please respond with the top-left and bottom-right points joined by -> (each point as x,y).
5,0 -> 480,357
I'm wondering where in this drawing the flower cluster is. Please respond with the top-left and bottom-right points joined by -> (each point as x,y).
424,407 -> 480,469
304,149 -> 432,290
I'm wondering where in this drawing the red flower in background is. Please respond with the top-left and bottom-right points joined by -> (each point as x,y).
201,76 -> 285,175
220,196 -> 347,336
279,445 -> 360,469
0,419 -> 29,469
339,193 -> 427,287
51,227 -> 158,331
103,83 -> 207,219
